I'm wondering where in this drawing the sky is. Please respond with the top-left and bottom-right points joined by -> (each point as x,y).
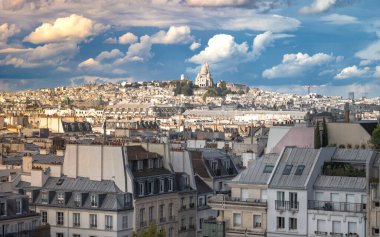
0,0 -> 380,97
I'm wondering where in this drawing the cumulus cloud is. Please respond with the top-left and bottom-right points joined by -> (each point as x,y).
335,65 -> 370,79
299,0 -> 337,14
262,52 -> 336,78
252,31 -> 292,57
150,26 -> 193,44
78,49 -> 125,73
0,23 -> 20,46
24,14 -> 107,44
118,32 -> 138,44
78,58 -> 100,68
96,49 -> 123,61
320,14 -> 359,25
355,41 -> 380,61
373,66 -> 380,78
0,42 -> 78,68
186,0 -> 248,6
190,41 -> 201,51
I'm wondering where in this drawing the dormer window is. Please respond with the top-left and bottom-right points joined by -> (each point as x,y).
168,179 -> 173,192
147,181 -> 154,195
41,192 -> 48,204
223,160 -> 230,169
156,159 -> 162,168
139,182 -> 145,196
138,160 -> 143,171
124,194 -> 131,207
211,162 -> 218,171
74,194 -> 81,207
16,199 -> 22,214
57,193 -> 64,204
148,159 -> 154,169
160,179 -> 165,193
26,191 -> 32,203
90,195 -> 98,207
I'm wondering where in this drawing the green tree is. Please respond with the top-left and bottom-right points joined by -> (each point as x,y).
370,123 -> 380,149
133,223 -> 165,237
314,122 -> 321,149
321,118 -> 328,147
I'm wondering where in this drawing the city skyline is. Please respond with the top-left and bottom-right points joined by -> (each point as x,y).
1,0 -> 380,97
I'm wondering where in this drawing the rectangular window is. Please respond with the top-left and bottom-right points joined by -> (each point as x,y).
73,235 -> 80,237
74,194 -> 81,207
169,227 -> 173,237
317,219 -> 326,232
277,217 -> 285,229
122,215 -> 128,229
168,203 -> 173,217
159,204 -> 164,219
160,179 -> 165,193
105,215 -> 113,229
41,211 -> 47,223
211,162 -> 217,171
198,197 -> 204,206
148,159 -> 154,169
73,213 -> 80,227
332,221 -> 341,234
373,228 -> 379,236
89,214 -> 97,228
139,182 -> 145,196
157,159 -> 162,168
148,181 -> 154,194
140,208 -> 145,226
90,195 -> 98,207
253,215 -> 262,228
223,160 -> 230,169
149,206 -> 154,222
289,218 -> 297,230
124,194 -> 130,207
283,165 -> 293,175
41,192 -> 48,203
277,191 -> 285,209
233,213 -> 241,227
0,202 -> 5,216
295,165 -> 305,175
263,165 -> 274,173
138,160 -> 143,170
200,218 -> 204,230
57,193 -> 64,204
289,192 -> 298,209
348,222 -> 357,233
16,199 -> 22,214
56,212 -> 64,225
168,179 -> 173,191
56,233 -> 64,237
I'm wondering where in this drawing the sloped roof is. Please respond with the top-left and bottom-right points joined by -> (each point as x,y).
314,175 -> 366,192
195,175 -> 213,194
332,149 -> 374,163
189,151 -> 211,179
271,127 -> 314,154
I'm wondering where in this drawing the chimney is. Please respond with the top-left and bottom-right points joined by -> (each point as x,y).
22,154 -> 33,173
40,148 -> 48,155
56,149 -> 65,156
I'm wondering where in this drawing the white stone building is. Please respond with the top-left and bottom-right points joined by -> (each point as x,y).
194,63 -> 213,88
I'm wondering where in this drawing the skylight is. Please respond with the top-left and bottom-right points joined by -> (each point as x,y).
263,165 -> 274,173
282,165 -> 293,175
295,165 -> 305,175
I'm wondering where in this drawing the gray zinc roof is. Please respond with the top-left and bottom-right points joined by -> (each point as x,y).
231,153 -> 279,185
332,149 -> 374,163
314,175 -> 366,192
269,147 -> 319,189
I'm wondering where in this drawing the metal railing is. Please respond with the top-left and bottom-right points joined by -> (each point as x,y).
308,200 -> 366,213
209,195 -> 267,207
275,200 -> 299,211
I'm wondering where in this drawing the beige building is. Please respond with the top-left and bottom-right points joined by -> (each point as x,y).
327,122 -> 377,147
194,63 -> 213,88
208,154 -> 278,236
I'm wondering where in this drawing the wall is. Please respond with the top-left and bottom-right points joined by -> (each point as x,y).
327,123 -> 370,147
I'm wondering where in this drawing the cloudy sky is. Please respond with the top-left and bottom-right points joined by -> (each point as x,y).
0,0 -> 380,97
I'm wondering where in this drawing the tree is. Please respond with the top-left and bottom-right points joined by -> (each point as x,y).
370,123 -> 380,149
321,118 -> 328,147
133,223 -> 165,237
314,122 -> 321,149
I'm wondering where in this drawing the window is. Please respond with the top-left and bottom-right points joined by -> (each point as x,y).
159,204 -> 164,219
41,211 -> 47,223
253,215 -> 262,228
200,218 -> 204,230
289,192 -> 298,209
277,217 -> 285,229
90,195 -> 98,207
73,213 -> 80,226
283,165 -> 293,175
122,215 -> 128,229
156,159 -> 162,168
223,160 -> 230,169
160,179 -> 165,193
348,222 -> 357,234
373,228 -> 379,236
124,194 -> 130,207
317,219 -> 326,232
168,203 -> 173,217
0,202 -> 5,216
26,191 -> 32,203
56,212 -> 64,225
148,181 -> 154,194
139,182 -> 145,196
263,165 -> 274,173
289,218 -> 297,230
73,235 -> 80,237
56,233 -> 64,237
233,213 -> 241,227
168,179 -> 173,191
138,160 -> 143,170
16,199 -> 22,214
41,192 -> 48,203
149,206 -> 154,222
198,197 -> 204,207
189,217 -> 193,228
139,208 -> 145,226
295,165 -> 305,175
105,215 -> 113,229
277,191 -> 285,209
74,194 -> 81,207
332,221 -> 341,234
89,214 -> 97,228
57,193 -> 64,204
169,227 -> 173,237
148,159 -> 154,169
211,162 -> 217,171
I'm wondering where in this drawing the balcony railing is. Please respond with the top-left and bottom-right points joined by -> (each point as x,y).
330,232 -> 343,237
189,203 -> 195,209
179,226 -> 187,232
90,224 -> 97,228
275,200 -> 299,211
315,231 -> 328,236
105,225 -> 113,229
208,195 -> 267,207
73,222 -> 80,227
189,224 -> 195,230
308,200 -> 366,213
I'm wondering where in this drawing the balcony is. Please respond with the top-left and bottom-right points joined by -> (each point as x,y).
275,200 -> 299,211
208,195 -> 267,208
73,222 -> 80,227
315,231 -> 328,236
189,224 -> 195,230
105,225 -> 113,230
189,203 -> 195,209
180,205 -> 187,211
90,224 -> 97,228
330,232 -> 343,237
346,234 -> 358,237
308,200 -> 366,213
179,226 -> 187,232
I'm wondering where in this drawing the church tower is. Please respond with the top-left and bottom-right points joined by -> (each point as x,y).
194,62 -> 214,87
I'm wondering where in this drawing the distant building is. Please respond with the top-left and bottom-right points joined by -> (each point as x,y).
195,63 -> 213,88
349,92 -> 355,100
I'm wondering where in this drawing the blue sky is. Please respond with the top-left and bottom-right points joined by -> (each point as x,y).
0,0 -> 380,97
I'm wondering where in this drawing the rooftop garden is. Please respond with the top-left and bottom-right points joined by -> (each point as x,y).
322,162 -> 366,177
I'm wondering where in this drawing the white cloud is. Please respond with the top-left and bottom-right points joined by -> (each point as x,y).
190,41 -> 201,51
24,14 -> 107,44
299,0 -> 336,14
0,23 -> 20,46
0,47 -> 33,53
186,0 -> 248,6
355,41 -> 380,61
0,42 -> 78,68
78,58 -> 100,68
252,31 -> 292,57
122,35 -> 153,62
150,25 -> 193,44
335,65 -> 370,79
374,66 -> 380,78
78,49 -> 125,72
104,37 -> 117,44
262,52 -> 336,78
118,32 -> 138,44
320,14 -> 359,25
96,49 -> 123,62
